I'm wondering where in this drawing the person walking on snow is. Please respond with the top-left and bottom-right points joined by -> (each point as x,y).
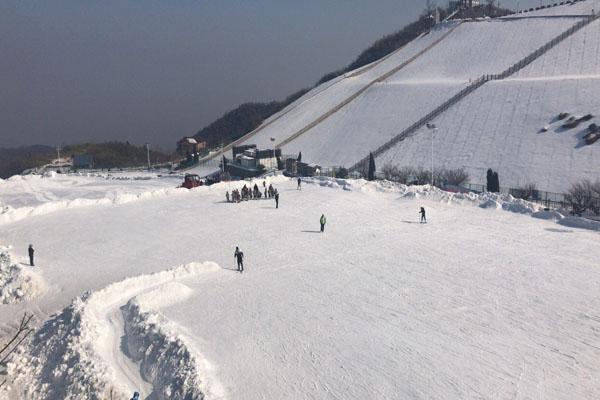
320,214 -> 326,233
419,207 -> 426,223
297,177 -> 302,190
28,244 -> 35,266
234,246 -> 244,272
275,191 -> 279,208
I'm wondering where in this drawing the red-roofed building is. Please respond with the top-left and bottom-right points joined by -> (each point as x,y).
177,137 -> 207,155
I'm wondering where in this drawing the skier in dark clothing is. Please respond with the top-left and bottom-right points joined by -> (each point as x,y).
297,178 -> 301,190
320,214 -> 326,232
275,191 -> 279,208
234,246 -> 244,272
28,244 -> 35,266
419,207 -> 426,223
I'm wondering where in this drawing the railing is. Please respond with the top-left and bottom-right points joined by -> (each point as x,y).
350,13 -> 598,173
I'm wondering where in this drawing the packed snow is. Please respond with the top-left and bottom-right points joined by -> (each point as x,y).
1,174 -> 599,399
513,17 -> 600,78
224,10 -> 599,196
237,22 -> 461,152
376,77 -> 600,192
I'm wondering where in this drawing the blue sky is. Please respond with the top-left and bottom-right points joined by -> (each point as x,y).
1,0 -> 539,150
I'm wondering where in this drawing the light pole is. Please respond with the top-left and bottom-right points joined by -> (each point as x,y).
145,143 -> 151,170
426,123 -> 437,186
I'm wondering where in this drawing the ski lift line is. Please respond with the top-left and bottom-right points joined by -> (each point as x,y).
350,14 -> 599,172
273,22 -> 465,151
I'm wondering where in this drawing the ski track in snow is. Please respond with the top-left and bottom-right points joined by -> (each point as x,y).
2,175 -> 599,399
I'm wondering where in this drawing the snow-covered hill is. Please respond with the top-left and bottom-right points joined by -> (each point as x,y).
1,175 -> 599,399
226,0 -> 600,192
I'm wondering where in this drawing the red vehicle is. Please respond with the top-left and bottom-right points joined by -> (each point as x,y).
180,174 -> 203,189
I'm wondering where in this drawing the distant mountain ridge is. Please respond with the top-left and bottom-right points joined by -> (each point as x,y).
0,142 -> 171,178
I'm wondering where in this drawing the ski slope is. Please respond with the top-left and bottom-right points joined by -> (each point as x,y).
513,17 -> 600,78
224,7 -> 600,193
1,175 -> 599,399
376,77 -> 600,192
235,21 -> 461,151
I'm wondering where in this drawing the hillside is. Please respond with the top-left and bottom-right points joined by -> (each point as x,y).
220,0 -> 600,193
191,5 -> 508,149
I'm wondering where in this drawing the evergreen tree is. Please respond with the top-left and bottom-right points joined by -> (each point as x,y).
486,169 -> 494,192
297,151 -> 302,163
492,172 -> 500,192
368,152 -> 376,181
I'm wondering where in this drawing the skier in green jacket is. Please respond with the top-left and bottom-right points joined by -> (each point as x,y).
320,214 -> 326,233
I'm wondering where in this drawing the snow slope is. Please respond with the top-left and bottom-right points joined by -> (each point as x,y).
228,11 -> 599,194
376,77 -> 600,192
513,17 -> 600,78
235,22 -> 461,152
1,176 -> 599,399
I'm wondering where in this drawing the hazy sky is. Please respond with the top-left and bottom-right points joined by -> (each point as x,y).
1,0 -> 537,151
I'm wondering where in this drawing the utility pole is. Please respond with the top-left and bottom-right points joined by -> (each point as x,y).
145,143 -> 151,170
56,145 -> 62,173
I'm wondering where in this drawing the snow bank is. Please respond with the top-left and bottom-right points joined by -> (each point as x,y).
304,177 -> 600,232
41,171 -> 57,178
304,177 -> 541,214
8,262 -> 222,400
122,284 -> 225,400
0,247 -> 44,304
558,216 -> 600,231
0,187 -> 189,226
532,209 -> 565,220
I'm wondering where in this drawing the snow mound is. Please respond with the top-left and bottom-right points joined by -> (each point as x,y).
0,187 -> 189,226
122,285 -> 225,400
303,177 -> 541,214
558,216 -> 600,231
0,247 -> 44,304
532,210 -> 565,221
8,261 -> 221,400
41,171 -> 57,178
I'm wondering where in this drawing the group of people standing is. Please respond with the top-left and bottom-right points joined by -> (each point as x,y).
226,181 -> 279,204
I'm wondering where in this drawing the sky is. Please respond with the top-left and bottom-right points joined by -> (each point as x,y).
1,0 -> 538,151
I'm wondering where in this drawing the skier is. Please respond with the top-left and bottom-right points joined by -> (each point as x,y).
28,244 -> 35,266
234,246 -> 244,272
226,191 -> 230,203
419,207 -> 426,223
320,214 -> 326,233
297,177 -> 302,190
275,191 -> 279,208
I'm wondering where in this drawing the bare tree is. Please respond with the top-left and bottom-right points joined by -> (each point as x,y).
439,168 -> 469,186
566,179 -> 599,215
0,313 -> 34,389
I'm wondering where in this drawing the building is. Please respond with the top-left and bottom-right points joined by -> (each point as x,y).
177,137 -> 207,155
449,0 -> 480,10
225,145 -> 281,178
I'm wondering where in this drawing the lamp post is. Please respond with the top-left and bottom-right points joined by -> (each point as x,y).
426,123 -> 437,186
